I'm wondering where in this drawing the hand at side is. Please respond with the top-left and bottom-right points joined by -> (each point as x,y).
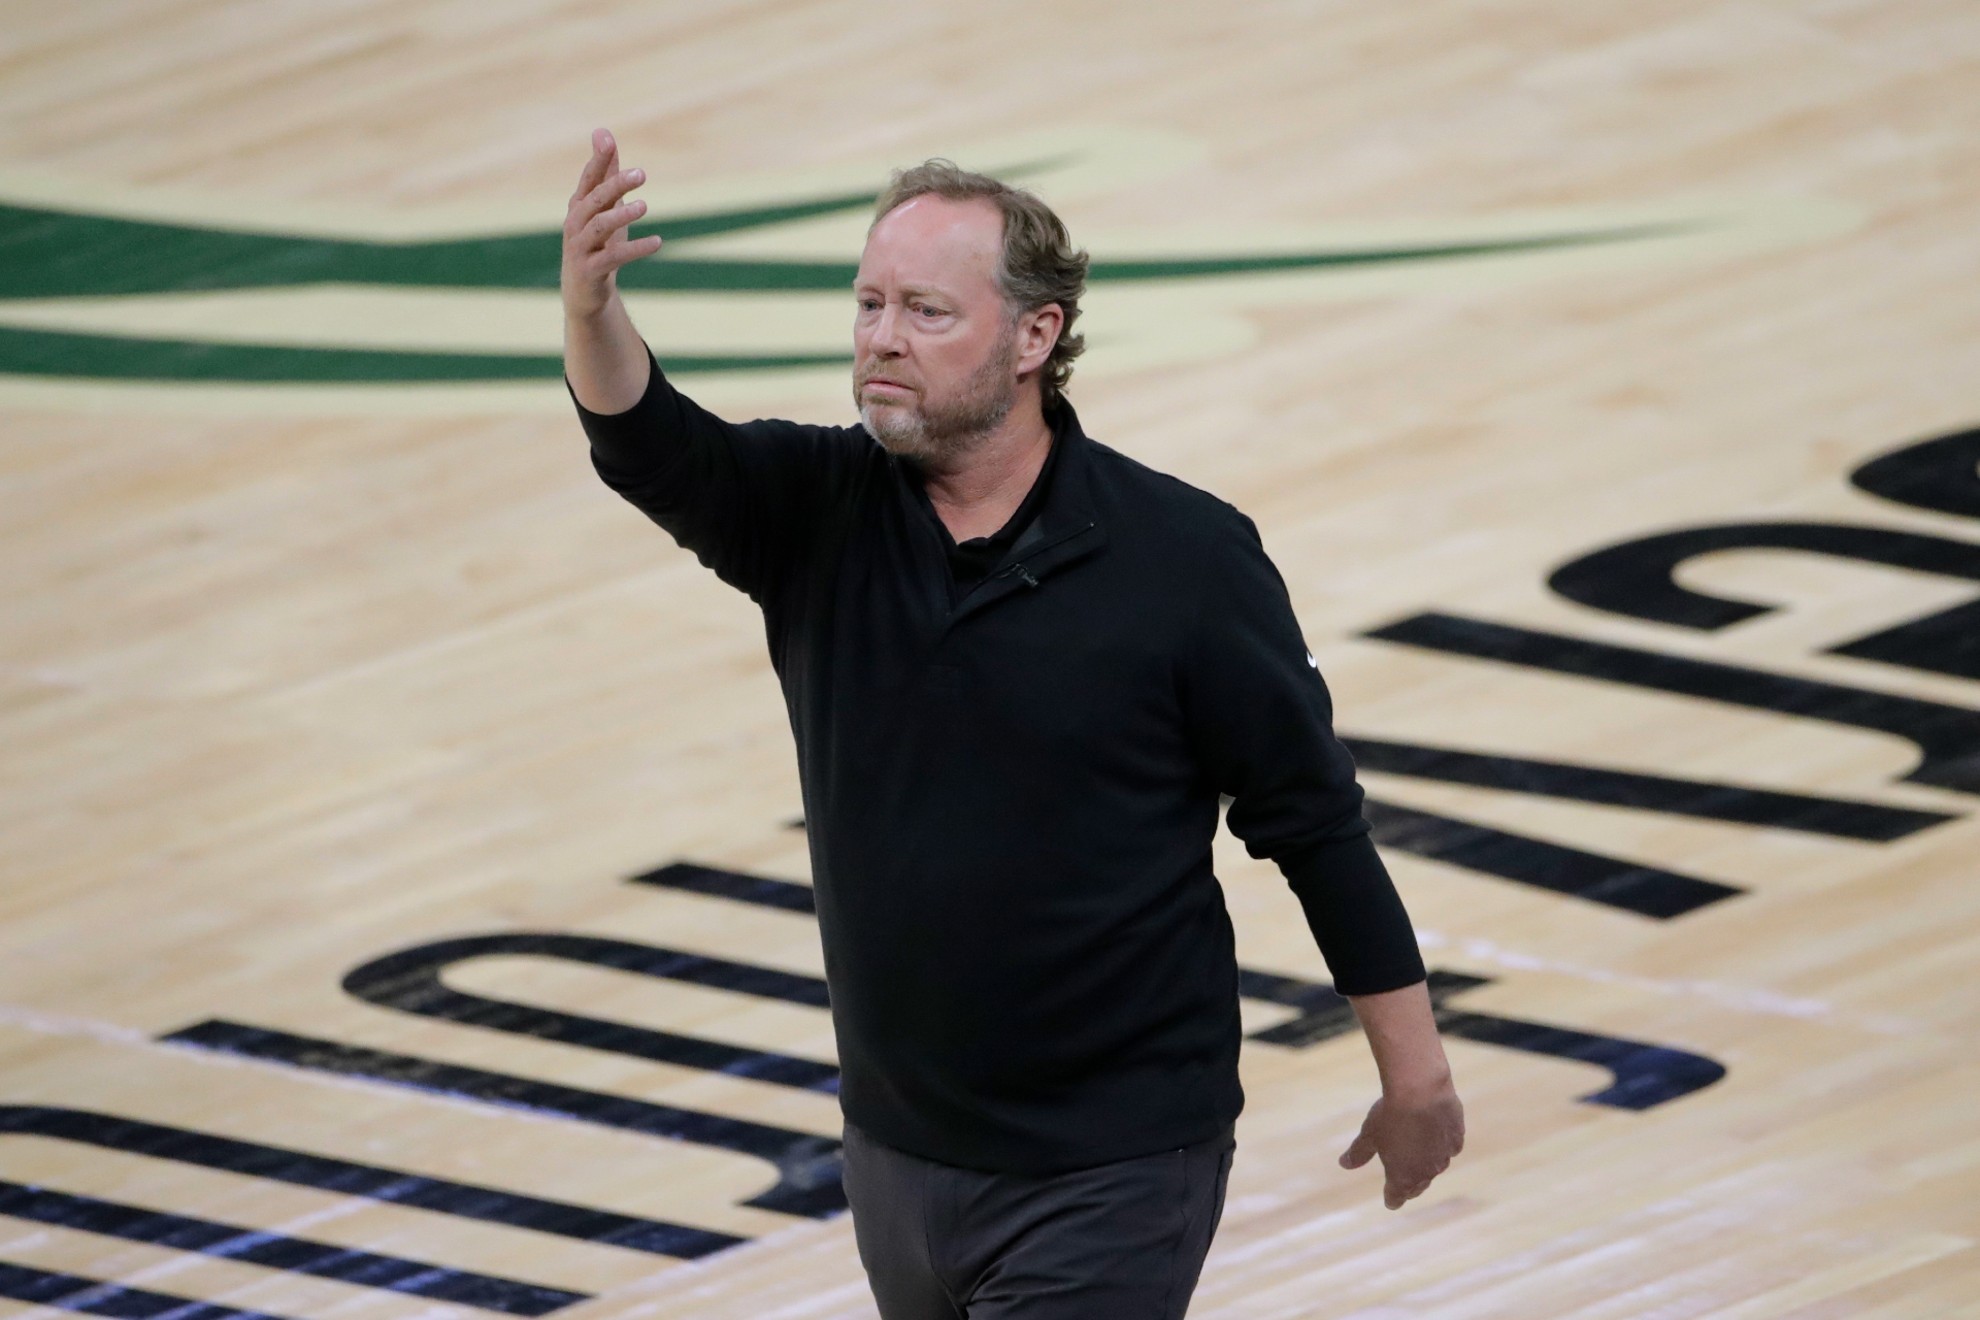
1338,1080 -> 1465,1210
1338,978 -> 1465,1209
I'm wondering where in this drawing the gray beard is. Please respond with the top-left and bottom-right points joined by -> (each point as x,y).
857,328 -> 1019,469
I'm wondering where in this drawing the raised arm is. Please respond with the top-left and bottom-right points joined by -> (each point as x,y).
558,129 -> 868,607
562,128 -> 662,413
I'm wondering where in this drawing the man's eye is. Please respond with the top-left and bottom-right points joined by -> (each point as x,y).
918,305 -> 944,317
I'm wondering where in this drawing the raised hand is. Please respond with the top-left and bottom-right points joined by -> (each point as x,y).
562,127 -> 664,320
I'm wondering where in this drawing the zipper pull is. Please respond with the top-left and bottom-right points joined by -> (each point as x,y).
1000,561 -> 1041,588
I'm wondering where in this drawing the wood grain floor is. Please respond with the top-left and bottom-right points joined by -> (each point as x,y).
2,2 -> 1976,1315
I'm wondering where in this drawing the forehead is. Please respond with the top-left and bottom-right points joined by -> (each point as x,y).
857,194 -> 1003,296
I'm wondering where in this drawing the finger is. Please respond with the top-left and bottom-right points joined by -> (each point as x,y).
573,128 -> 617,202
570,170 -> 646,248
1385,1178 -> 1429,1210
1389,1157 -> 1446,1186
580,168 -> 641,225
579,167 -> 645,230
581,196 -> 649,250
605,233 -> 664,256
1339,1128 -> 1377,1170
597,233 -> 664,271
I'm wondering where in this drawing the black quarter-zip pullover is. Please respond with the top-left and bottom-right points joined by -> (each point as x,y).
570,346 -> 1426,1174
914,426 -> 1062,606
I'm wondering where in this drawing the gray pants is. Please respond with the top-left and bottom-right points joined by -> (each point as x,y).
840,1118 -> 1237,1319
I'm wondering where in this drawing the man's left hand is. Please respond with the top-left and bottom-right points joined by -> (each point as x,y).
1338,1081 -> 1465,1210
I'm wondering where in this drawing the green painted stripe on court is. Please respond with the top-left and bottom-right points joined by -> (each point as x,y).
0,325 -> 848,382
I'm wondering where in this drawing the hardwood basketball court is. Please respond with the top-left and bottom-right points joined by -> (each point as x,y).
2,3 -> 1976,1315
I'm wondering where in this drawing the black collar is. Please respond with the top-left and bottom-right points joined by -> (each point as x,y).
889,398 -> 1100,554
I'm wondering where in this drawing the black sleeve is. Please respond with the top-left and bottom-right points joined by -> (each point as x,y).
566,343 -> 868,606
1177,509 -> 1427,996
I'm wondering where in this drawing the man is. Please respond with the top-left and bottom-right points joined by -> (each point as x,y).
562,127 -> 1464,1319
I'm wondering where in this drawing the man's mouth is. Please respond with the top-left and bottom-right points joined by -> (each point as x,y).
861,377 -> 914,394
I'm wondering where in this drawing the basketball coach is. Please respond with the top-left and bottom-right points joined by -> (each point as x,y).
561,127 -> 1465,1319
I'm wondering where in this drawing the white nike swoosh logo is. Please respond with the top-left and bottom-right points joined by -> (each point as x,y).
1306,650 -> 1318,669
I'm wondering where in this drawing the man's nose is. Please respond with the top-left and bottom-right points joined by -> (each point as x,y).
870,303 -> 908,355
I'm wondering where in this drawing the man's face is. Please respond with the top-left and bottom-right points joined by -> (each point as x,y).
852,194 -> 1023,467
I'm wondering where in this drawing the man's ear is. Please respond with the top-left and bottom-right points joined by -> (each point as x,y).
1016,304 -> 1064,376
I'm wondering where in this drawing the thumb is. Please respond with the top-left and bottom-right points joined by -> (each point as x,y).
1339,1125 -> 1377,1169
